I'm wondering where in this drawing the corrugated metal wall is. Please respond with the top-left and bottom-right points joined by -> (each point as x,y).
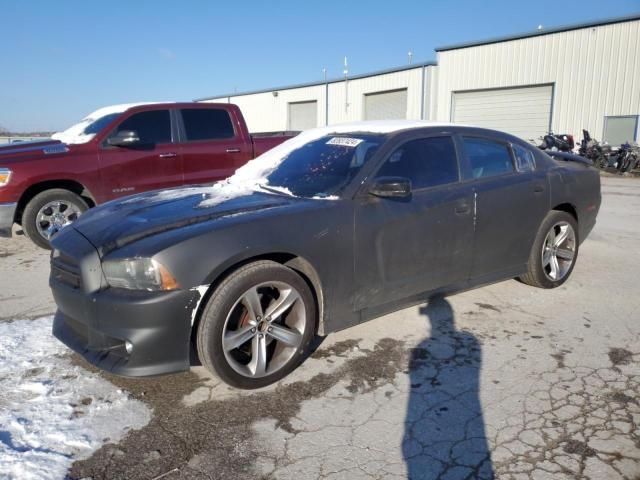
201,18 -> 639,141
451,85 -> 554,140
435,19 -> 640,141
326,68 -> 427,124
203,84 -> 326,133
202,66 -> 435,132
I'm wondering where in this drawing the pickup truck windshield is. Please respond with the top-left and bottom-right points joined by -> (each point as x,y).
52,113 -> 121,144
265,134 -> 385,198
51,103 -> 155,145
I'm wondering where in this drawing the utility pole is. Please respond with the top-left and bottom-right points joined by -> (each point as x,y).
408,50 -> 413,64
323,68 -> 329,126
343,56 -> 349,114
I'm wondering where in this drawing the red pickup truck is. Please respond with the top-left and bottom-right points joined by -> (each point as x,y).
0,102 -> 296,248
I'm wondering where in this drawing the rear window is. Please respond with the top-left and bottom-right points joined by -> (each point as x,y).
512,144 -> 536,172
182,108 -> 235,141
462,137 -> 514,179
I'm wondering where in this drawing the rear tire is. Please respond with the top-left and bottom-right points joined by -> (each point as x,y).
519,211 -> 579,289
196,260 -> 316,389
22,189 -> 89,250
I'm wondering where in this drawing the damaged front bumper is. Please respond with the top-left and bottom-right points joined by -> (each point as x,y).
50,227 -> 200,377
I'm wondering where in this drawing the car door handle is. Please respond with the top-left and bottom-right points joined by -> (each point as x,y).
226,148 -> 241,153
158,152 -> 177,158
533,184 -> 545,193
455,204 -> 471,215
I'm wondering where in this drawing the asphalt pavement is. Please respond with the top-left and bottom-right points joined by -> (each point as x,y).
0,175 -> 638,480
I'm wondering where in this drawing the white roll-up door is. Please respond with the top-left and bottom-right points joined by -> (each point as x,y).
288,101 -> 318,131
364,89 -> 408,120
452,85 -> 553,141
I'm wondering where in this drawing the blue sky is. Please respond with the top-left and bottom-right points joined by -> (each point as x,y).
1,0 -> 638,132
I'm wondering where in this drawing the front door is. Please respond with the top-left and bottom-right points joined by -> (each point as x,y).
354,135 -> 475,310
98,109 -> 183,201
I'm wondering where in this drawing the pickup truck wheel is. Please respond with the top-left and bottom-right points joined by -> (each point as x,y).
519,211 -> 579,289
197,260 -> 316,389
22,189 -> 89,250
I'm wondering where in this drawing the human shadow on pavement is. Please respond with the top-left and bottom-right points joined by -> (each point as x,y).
403,297 -> 494,479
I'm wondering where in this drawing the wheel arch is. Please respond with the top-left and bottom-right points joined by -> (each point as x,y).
15,179 -> 96,225
189,252 -> 326,359
551,202 -> 578,222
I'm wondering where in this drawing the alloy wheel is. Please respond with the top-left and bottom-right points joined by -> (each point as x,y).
35,200 -> 83,240
541,221 -> 576,281
222,281 -> 306,379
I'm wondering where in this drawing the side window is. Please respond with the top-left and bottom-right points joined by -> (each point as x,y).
181,108 -> 235,141
462,137 -> 514,179
113,110 -> 171,144
512,144 -> 536,172
375,136 -> 459,189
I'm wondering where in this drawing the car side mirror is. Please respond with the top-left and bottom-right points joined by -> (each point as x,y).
369,177 -> 412,198
107,130 -> 141,147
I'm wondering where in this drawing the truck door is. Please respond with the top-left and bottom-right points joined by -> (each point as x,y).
98,109 -> 183,200
178,107 -> 252,185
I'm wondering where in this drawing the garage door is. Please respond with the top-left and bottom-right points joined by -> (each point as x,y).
452,85 -> 553,141
288,101 -> 317,131
364,89 -> 408,120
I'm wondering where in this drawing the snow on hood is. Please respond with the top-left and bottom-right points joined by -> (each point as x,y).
125,120 -> 453,209
0,317 -> 151,479
51,102 -> 163,145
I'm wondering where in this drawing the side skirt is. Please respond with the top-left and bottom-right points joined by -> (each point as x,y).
356,264 -> 527,327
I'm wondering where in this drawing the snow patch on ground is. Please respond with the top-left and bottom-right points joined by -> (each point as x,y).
0,317 -> 151,480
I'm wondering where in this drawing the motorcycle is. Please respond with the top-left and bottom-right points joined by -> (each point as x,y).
578,130 -> 613,169
538,132 -> 575,152
612,142 -> 640,173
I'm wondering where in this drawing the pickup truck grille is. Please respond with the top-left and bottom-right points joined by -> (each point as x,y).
51,253 -> 82,289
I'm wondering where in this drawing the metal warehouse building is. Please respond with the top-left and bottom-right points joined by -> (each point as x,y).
198,14 -> 640,145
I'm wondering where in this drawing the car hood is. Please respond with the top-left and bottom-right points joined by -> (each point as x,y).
0,139 -> 72,160
71,185 -> 297,254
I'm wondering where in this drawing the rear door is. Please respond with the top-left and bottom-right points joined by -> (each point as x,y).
98,109 -> 182,200
178,107 -> 252,185
353,133 -> 474,310
459,135 -> 549,279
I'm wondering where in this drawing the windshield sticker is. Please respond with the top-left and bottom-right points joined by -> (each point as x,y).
326,137 -> 364,147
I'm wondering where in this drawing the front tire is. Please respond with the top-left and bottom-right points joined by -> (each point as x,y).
196,260 -> 317,389
519,211 -> 579,289
22,189 -> 89,250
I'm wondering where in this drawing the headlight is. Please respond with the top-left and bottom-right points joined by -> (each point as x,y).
0,168 -> 11,187
102,258 -> 179,291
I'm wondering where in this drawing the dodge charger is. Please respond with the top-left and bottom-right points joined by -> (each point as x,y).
50,121 -> 601,389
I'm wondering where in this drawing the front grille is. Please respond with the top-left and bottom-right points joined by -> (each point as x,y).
51,253 -> 82,289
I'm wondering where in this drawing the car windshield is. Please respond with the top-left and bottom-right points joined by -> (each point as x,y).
265,134 -> 385,198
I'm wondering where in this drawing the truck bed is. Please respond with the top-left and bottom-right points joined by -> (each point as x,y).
251,131 -> 299,157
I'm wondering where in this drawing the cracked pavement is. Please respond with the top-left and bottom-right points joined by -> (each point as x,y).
1,175 -> 639,479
